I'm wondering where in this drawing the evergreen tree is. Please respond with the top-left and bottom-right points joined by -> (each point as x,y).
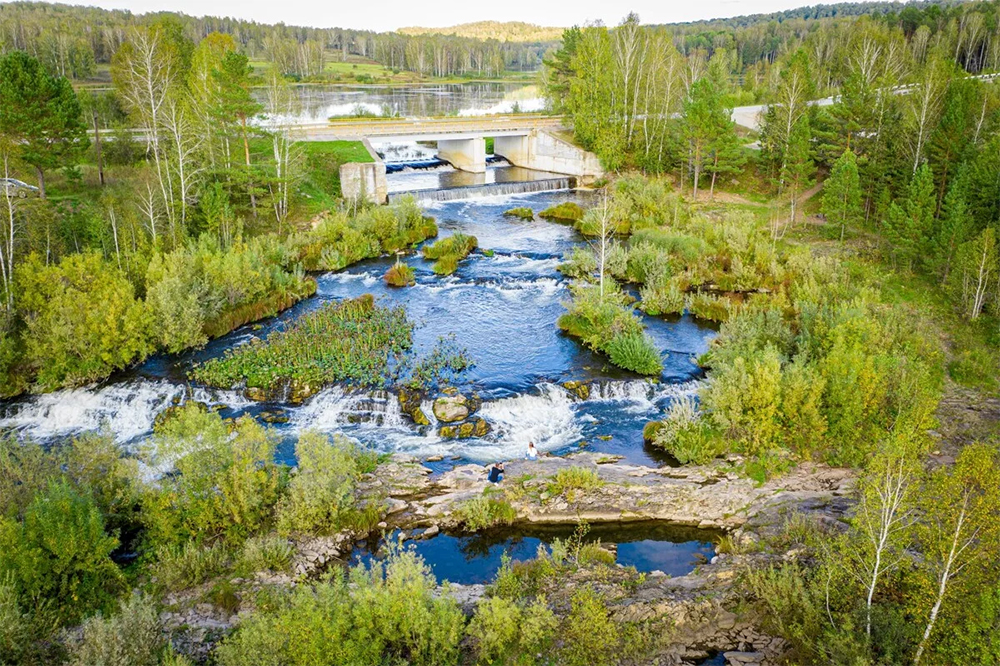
0,51 -> 88,198
933,165 -> 973,282
780,115 -> 813,226
682,77 -> 730,199
822,148 -> 863,240
883,164 -> 936,270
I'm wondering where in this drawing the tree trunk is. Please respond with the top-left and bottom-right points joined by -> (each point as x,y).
35,166 -> 46,199
93,109 -> 105,187
241,115 -> 257,217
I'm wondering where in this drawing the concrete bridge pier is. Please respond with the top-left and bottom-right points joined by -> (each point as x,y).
437,137 -> 486,173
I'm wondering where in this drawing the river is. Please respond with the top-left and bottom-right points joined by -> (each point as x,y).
0,188 -> 715,467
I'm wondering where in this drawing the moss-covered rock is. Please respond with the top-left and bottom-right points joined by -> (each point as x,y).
398,387 -> 430,426
539,202 -> 585,222
563,380 -> 591,400
432,393 -> 481,422
503,207 -> 535,220
439,417 -> 491,440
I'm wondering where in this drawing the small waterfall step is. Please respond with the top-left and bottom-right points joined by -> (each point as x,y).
388,177 -> 577,203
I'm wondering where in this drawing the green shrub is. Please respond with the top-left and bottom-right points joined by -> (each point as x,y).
154,542 -> 231,591
141,406 -> 282,547
687,292 -> 734,322
558,280 -> 662,375
489,552 -> 557,601
238,536 -> 294,574
0,481 -> 123,625
15,252 -> 154,391
206,580 -> 241,615
605,332 -> 663,376
456,491 -> 517,531
557,246 -> 596,279
291,198 -> 437,271
277,432 -> 372,536
638,279 -> 686,316
538,202 -> 584,222
467,595 -> 558,666
546,467 -> 604,501
558,587 -> 619,666
191,295 -> 413,394
503,207 -> 535,220
215,548 -> 464,666
68,594 -> 164,666
0,575 -> 29,665
423,233 -> 478,275
652,396 -> 726,464
384,261 -> 415,287
146,235 -> 315,353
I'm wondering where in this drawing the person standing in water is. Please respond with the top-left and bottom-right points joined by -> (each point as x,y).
526,442 -> 538,460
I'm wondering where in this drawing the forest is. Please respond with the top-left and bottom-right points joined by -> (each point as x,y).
0,0 -> 999,664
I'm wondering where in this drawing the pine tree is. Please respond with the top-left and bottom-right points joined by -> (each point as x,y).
883,164 -> 936,270
0,51 -> 89,198
933,165 -> 973,283
780,116 -> 813,226
822,148 -> 862,240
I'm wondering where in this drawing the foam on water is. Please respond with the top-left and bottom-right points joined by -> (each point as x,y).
586,379 -> 702,413
291,386 -> 409,433
0,379 -> 248,444
478,383 -> 581,455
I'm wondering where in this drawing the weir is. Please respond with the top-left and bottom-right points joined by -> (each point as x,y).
336,118 -> 603,203
387,176 -> 577,203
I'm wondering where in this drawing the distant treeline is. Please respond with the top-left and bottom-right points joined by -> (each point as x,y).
0,2 -> 551,79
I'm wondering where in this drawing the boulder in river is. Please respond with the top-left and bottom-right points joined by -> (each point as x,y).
433,394 -> 477,423
398,388 -> 430,426
439,417 -> 491,440
563,380 -> 590,400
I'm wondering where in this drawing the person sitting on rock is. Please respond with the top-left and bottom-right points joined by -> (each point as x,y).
487,461 -> 504,483
526,442 -> 538,461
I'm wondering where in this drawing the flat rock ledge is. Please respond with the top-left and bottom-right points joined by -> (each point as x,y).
371,452 -> 854,531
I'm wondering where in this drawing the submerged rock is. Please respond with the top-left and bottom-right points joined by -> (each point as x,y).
398,387 -> 430,426
439,417 -> 491,440
563,380 -> 591,400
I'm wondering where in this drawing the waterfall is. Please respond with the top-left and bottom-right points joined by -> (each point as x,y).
291,387 -> 408,433
388,177 -> 576,203
0,379 -> 249,444
585,379 -> 702,413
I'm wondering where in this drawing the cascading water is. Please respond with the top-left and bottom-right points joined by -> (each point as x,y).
0,189 -> 717,468
0,379 -> 250,444
390,177 -> 577,203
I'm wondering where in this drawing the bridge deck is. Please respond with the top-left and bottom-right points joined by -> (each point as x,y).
287,115 -> 565,142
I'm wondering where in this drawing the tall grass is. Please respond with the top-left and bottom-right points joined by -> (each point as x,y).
191,295 -> 412,393
422,233 -> 478,275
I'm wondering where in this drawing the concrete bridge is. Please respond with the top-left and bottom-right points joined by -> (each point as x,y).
309,115 -> 604,202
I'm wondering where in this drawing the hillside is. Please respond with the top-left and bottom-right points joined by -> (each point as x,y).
398,20 -> 564,42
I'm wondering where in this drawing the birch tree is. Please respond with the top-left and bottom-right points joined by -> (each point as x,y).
912,443 -> 1000,666
112,26 -> 180,242
843,444 -> 917,640
905,56 -> 949,174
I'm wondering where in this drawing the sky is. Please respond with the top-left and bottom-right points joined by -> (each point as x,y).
42,0 -> 892,32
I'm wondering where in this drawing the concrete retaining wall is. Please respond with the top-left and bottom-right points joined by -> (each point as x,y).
339,138 -> 388,204
495,130 -> 603,179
